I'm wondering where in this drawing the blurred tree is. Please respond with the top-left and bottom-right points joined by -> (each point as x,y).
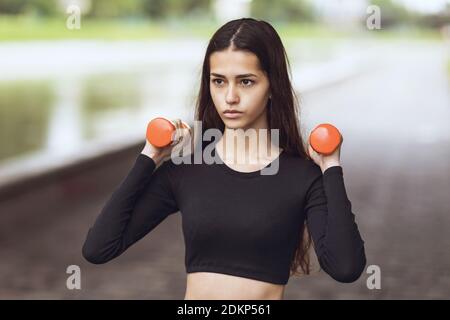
141,0 -> 211,19
251,0 -> 315,23
0,0 -> 27,14
0,0 -> 213,19
86,0 -> 142,18
0,0 -> 59,16
141,0 -> 165,19
24,0 -> 59,16
416,12 -> 450,29
370,0 -> 450,29
369,0 -> 412,27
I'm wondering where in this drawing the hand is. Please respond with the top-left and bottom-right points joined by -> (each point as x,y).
141,119 -> 192,166
307,135 -> 343,174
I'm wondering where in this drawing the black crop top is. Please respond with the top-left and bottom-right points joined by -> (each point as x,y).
82,144 -> 366,285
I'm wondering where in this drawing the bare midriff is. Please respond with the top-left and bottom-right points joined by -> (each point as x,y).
184,272 -> 285,300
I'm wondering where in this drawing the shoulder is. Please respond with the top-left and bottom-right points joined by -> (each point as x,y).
157,153 -> 191,172
282,151 -> 322,178
154,152 -> 194,183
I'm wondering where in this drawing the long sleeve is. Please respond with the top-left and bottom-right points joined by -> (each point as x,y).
305,165 -> 366,283
82,154 -> 179,264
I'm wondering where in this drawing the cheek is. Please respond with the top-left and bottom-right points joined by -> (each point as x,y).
210,86 -> 222,101
242,89 -> 268,112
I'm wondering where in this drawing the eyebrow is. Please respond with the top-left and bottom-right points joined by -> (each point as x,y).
210,73 -> 258,79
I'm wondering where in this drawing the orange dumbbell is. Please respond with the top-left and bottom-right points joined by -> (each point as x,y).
146,117 -> 190,148
309,123 -> 342,156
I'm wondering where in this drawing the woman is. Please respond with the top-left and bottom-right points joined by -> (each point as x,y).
82,18 -> 366,300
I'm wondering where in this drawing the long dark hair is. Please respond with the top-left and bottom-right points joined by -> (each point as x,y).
194,17 -> 314,278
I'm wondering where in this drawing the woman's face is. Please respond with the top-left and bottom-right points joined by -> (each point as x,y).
209,47 -> 271,130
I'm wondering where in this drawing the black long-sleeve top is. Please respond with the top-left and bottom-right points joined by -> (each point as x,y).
82,144 -> 366,285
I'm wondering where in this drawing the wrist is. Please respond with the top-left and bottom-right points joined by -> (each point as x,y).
320,161 -> 341,174
141,149 -> 164,166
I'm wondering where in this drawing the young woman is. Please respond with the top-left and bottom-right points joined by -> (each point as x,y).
82,18 -> 366,300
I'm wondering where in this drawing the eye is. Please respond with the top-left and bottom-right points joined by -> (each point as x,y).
211,78 -> 254,87
211,78 -> 224,86
241,79 -> 254,86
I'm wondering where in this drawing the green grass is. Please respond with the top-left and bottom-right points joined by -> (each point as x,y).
0,15 -> 442,42
274,22 -> 353,39
0,15 -> 218,40
366,26 -> 442,41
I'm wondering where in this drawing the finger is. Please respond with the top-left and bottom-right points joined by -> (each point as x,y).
307,144 -> 314,158
183,122 -> 192,136
309,144 -> 321,159
176,119 -> 184,139
308,144 -> 314,155
172,119 -> 180,130
172,119 -> 182,142
178,120 -> 190,142
184,124 -> 192,141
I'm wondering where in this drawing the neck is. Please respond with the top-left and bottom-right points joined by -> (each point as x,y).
216,120 -> 281,165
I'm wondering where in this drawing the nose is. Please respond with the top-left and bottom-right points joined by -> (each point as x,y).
225,85 -> 239,105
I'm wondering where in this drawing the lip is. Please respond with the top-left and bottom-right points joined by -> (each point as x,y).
223,110 -> 243,119
224,110 -> 243,114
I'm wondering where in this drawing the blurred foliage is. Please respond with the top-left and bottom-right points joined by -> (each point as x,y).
81,73 -> 141,114
0,15 -> 366,41
0,0 -> 59,16
141,0 -> 211,20
0,80 -> 53,160
251,0 -> 315,23
80,72 -> 142,140
0,0 -> 448,29
0,15 -> 216,40
0,15 -> 442,42
0,0 -> 447,41
0,0 -> 314,21
0,0 -> 213,19
0,0 -> 26,14
370,0 -> 412,28
86,0 -> 142,18
370,0 -> 450,29
84,0 -> 212,19
416,13 -> 450,29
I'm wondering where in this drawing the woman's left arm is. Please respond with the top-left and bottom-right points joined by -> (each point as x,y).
305,135 -> 367,283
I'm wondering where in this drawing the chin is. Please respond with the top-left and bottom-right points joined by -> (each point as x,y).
222,118 -> 247,129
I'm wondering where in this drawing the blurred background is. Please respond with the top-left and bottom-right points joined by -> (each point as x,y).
0,0 -> 449,299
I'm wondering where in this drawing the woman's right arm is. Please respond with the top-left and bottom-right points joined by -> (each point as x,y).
82,119 -> 189,264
